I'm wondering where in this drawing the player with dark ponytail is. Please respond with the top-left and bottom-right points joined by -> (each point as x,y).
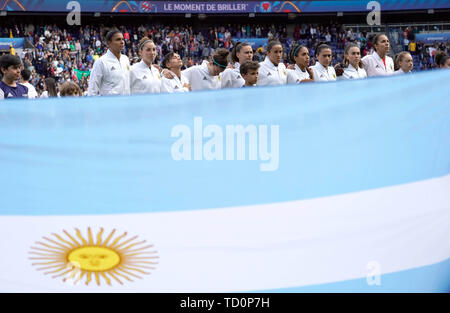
309,43 -> 337,82
257,40 -> 287,86
286,43 -> 314,83
88,29 -> 131,96
435,51 -> 450,69
340,43 -> 367,80
161,52 -> 191,93
362,33 -> 395,77
181,48 -> 229,91
130,36 -> 162,94
221,41 -> 253,89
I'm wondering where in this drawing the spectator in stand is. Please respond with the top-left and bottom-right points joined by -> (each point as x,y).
255,47 -> 265,62
428,44 -> 437,64
403,37 -> 410,52
9,44 -> 15,56
409,41 -> 416,55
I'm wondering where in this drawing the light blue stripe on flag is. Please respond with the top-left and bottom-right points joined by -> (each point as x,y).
0,70 -> 449,215
258,258 -> 450,293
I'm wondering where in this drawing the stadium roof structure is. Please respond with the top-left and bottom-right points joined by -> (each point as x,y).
1,0 -> 450,14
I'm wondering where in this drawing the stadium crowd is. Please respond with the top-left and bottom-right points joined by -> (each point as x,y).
0,21 -> 449,98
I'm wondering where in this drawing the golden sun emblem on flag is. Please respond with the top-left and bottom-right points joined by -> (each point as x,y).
29,227 -> 158,286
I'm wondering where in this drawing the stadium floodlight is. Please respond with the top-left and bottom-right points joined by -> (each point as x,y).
428,9 -> 434,14
249,13 -> 255,18
94,12 -> 101,17
185,13 -> 191,18
198,13 -> 206,20
0,11 -> 7,16
337,12 -> 344,17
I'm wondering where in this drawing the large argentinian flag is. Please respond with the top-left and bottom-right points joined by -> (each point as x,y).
0,70 -> 449,292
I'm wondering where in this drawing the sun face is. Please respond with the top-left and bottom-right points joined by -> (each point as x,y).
67,247 -> 121,272
29,227 -> 158,286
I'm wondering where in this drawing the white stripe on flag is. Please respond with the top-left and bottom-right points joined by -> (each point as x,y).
1,174 -> 449,292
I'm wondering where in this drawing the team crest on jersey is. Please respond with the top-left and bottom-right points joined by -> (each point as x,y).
127,65 -> 130,71
267,72 -> 272,76
333,74 -> 336,79
143,75 -> 148,79
203,76 -> 208,80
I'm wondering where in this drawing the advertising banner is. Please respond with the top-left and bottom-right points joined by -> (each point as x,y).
0,37 -> 24,50
233,37 -> 268,49
1,0 -> 450,14
415,32 -> 450,44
